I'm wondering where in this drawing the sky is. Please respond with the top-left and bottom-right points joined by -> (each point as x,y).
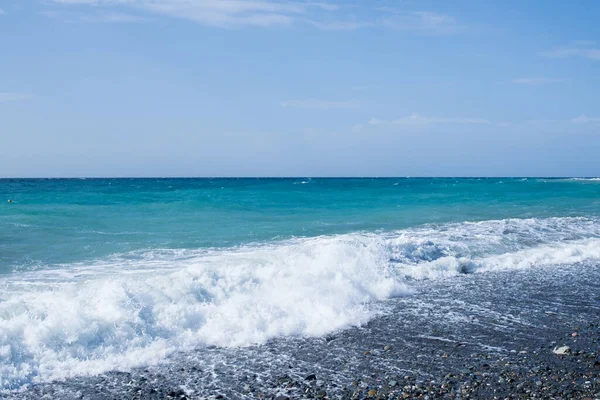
0,0 -> 599,177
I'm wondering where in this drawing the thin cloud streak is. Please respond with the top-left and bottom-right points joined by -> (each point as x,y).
51,0 -> 329,27
142,1 -> 299,27
369,113 -> 490,126
42,10 -> 149,23
97,13 -> 149,23
572,114 -> 600,124
367,114 -> 600,132
543,43 -> 600,60
309,10 -> 459,34
48,0 -> 460,33
380,11 -> 459,35
281,100 -> 359,110
0,93 -> 31,102
307,19 -> 371,31
501,115 -> 600,127
509,77 -> 562,85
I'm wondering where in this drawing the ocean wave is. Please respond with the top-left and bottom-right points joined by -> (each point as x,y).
567,178 -> 600,182
1,217 -> 600,390
0,235 -> 407,390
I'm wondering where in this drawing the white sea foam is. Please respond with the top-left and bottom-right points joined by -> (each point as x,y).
387,217 -> 600,279
395,238 -> 600,279
567,177 -> 600,181
0,235 -> 407,390
1,217 -> 600,390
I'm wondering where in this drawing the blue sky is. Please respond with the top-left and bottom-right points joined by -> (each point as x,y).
0,0 -> 599,177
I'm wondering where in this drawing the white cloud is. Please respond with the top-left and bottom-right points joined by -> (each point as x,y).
381,11 -> 459,35
99,13 -> 148,22
53,0 -> 98,3
142,1 -> 302,27
50,0 -> 332,27
368,117 -> 386,125
308,20 -> 370,31
306,2 -> 340,12
509,77 -> 562,85
572,40 -> 596,46
572,114 -> 600,124
281,100 -> 358,110
370,113 -> 489,126
47,1 -> 460,33
351,84 -> 380,91
303,10 -> 459,33
506,115 -> 600,127
0,93 -> 31,101
0,9 -> 5,15
543,43 -> 600,60
43,9 -> 149,23
351,123 -> 363,132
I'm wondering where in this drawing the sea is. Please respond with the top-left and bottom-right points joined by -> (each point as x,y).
1,177 -> 600,393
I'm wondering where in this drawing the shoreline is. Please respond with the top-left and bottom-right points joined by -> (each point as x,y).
6,263 -> 600,399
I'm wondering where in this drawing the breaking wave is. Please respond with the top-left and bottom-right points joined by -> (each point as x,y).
1,217 -> 599,390
567,177 -> 600,182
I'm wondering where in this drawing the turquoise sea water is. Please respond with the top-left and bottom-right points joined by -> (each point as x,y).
1,177 -> 600,390
2,178 -> 600,273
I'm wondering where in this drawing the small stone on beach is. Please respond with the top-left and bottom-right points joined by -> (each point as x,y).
553,346 -> 571,355
305,374 -> 317,381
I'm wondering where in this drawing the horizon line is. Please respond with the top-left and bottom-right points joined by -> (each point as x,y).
0,176 -> 598,180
